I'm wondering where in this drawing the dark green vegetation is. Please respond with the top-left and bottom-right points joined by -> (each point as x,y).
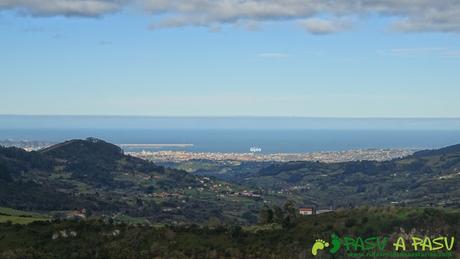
0,138 -> 264,224
1,139 -> 460,258
163,144 -> 460,209
2,138 -> 460,226
0,207 -> 458,258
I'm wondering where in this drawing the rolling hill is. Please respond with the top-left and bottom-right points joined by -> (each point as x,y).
0,138 -> 264,224
1,138 -> 460,226
193,144 -> 460,208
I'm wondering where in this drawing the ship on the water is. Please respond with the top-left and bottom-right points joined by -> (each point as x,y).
250,146 -> 262,153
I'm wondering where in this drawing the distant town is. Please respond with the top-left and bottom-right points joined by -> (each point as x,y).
0,140 -> 56,151
1,139 -> 415,163
128,148 -> 415,163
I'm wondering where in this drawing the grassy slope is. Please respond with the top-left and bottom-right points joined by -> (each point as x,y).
0,207 -> 50,224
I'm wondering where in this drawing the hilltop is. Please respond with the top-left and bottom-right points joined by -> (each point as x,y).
0,138 -> 265,224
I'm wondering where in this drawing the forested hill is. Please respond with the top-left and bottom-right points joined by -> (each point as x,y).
1,138 -> 460,225
197,143 -> 460,208
40,137 -> 125,162
38,138 -> 166,186
413,143 -> 460,157
0,138 -> 264,224
0,138 -> 177,188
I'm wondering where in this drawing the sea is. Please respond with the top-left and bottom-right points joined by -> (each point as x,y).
2,128 -> 460,153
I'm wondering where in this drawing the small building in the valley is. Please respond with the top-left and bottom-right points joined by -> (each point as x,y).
66,208 -> 87,220
298,207 -> 315,216
316,209 -> 333,215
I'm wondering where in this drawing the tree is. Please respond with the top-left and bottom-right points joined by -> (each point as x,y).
207,217 -> 222,228
273,206 -> 284,224
258,205 -> 273,224
282,200 -> 297,228
283,200 -> 297,219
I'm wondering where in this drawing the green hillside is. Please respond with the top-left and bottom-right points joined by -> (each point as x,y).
2,138 -> 460,226
0,138 -> 265,224
178,145 -> 460,209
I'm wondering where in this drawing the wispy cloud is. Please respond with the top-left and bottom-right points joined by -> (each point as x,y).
379,47 -> 460,58
442,50 -> 460,58
22,26 -> 44,32
257,53 -> 290,59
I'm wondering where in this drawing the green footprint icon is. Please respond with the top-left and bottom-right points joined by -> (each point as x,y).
312,239 -> 329,256
329,233 -> 341,254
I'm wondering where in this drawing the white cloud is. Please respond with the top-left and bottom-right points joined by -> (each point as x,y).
1,0 -> 460,33
0,0 -> 122,17
299,18 -> 351,34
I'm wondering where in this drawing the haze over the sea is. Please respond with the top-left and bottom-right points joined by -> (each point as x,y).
2,115 -> 460,130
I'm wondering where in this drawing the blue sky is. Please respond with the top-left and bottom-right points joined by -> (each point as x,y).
1,1 -> 460,117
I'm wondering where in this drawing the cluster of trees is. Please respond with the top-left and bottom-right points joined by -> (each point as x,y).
258,200 -> 298,227
1,207 -> 459,259
0,146 -> 53,181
